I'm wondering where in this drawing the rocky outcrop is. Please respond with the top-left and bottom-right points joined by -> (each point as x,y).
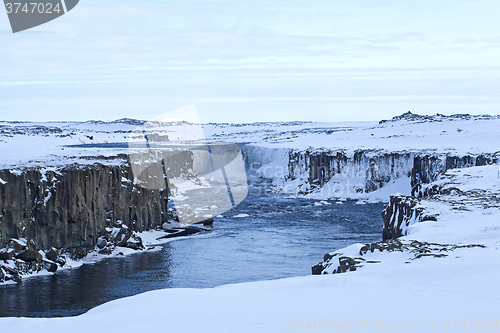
96,222 -> 146,254
0,222 -> 151,283
382,164 -> 500,242
381,195 -> 437,241
0,238 -> 67,283
312,239 -> 486,275
379,111 -> 500,124
0,161 -> 168,250
411,154 -> 498,187
284,149 -> 413,194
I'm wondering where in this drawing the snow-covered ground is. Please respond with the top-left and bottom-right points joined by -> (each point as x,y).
1,113 -> 500,169
1,114 -> 500,331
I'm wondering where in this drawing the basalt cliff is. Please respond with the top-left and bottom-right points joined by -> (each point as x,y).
0,161 -> 167,250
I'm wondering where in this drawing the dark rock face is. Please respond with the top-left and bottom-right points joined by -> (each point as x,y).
381,195 -> 429,241
285,149 -> 498,195
383,160 -> 500,242
311,151 -> 499,276
411,154 -> 498,188
381,191 -> 443,241
286,150 -> 412,194
411,155 -> 444,187
0,162 -> 168,249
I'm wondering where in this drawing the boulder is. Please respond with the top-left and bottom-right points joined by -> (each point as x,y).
311,263 -> 324,275
0,248 -> 14,261
112,220 -> 123,228
105,233 -> 113,242
42,260 -> 58,273
55,256 -> 66,267
9,239 -> 26,253
1,265 -> 22,283
45,248 -> 59,261
96,236 -> 108,250
15,249 -> 37,262
124,234 -> 144,250
114,227 -> 132,247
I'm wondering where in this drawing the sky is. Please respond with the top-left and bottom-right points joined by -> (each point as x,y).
1,0 -> 500,123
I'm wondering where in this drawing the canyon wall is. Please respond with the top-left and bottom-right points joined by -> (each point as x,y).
0,161 -> 168,250
277,149 -> 499,195
411,154 -> 498,187
285,150 -> 413,193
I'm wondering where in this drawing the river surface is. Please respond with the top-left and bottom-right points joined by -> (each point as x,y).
0,180 -> 384,318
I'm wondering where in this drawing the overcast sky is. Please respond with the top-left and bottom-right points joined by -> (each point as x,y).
1,0 -> 500,123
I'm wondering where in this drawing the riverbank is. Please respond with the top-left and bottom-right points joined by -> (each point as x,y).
0,227 -> 208,285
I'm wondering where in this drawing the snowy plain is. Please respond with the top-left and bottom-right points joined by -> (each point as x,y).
1,114 -> 500,169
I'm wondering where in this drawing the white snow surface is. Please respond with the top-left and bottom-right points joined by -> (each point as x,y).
1,116 -> 500,170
